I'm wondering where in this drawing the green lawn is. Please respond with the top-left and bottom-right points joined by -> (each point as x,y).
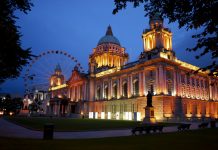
0,128 -> 218,150
6,117 -> 178,131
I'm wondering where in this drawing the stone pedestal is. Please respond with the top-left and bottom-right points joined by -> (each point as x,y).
18,109 -> 29,116
142,106 -> 156,124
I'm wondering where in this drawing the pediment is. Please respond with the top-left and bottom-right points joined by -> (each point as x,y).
68,70 -> 85,84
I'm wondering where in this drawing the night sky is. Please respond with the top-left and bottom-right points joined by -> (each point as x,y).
0,0 -> 210,97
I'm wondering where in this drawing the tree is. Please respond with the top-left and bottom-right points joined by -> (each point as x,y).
28,98 -> 42,113
0,95 -> 23,115
113,0 -> 218,76
0,0 -> 33,83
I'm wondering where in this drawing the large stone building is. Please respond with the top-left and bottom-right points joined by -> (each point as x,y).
49,15 -> 218,121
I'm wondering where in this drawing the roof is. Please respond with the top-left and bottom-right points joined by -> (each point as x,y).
55,63 -> 62,72
97,25 -> 120,46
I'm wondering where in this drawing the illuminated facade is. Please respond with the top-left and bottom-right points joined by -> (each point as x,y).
48,64 -> 69,116
50,15 -> 218,120
89,25 -> 128,70
50,64 -> 65,87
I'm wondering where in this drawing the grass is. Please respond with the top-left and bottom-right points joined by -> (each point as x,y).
0,128 -> 218,150
6,117 -> 179,131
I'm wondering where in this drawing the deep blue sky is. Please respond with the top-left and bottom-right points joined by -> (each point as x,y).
0,0 -> 210,97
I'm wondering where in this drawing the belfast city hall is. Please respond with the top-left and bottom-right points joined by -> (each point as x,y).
48,14 -> 218,121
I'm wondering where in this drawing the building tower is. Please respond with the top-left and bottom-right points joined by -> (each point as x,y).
140,13 -> 175,60
50,64 -> 65,87
89,25 -> 129,75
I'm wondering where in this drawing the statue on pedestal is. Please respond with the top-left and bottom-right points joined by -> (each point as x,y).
147,91 -> 153,107
142,90 -> 156,124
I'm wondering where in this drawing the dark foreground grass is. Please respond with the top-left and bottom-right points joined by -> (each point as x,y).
0,128 -> 218,150
6,117 -> 179,131
6,117 -> 139,131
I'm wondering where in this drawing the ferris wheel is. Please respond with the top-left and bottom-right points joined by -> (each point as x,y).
24,50 -> 84,94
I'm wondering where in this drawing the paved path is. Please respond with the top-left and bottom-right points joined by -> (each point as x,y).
0,118 -> 42,139
0,118 -> 215,139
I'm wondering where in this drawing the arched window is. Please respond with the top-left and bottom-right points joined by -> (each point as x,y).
75,86 -> 77,101
104,85 -> 108,99
182,86 -> 186,97
181,74 -> 185,84
113,83 -> 117,98
96,86 -> 101,100
187,75 -> 190,84
166,70 -> 172,79
167,81 -> 172,95
133,79 -> 139,96
79,85 -> 83,100
57,78 -> 61,85
196,79 -> 199,87
150,70 -> 153,78
149,84 -> 154,94
122,81 -> 128,98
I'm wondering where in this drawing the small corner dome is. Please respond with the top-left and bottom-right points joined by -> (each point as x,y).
97,25 -> 121,46
55,63 -> 62,72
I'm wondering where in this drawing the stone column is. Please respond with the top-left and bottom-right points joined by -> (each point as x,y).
78,85 -> 80,101
72,86 -> 75,101
209,78 -> 213,100
128,76 -> 131,98
139,71 -> 144,96
81,84 -> 84,100
155,67 -> 159,94
86,82 -> 88,100
143,37 -> 146,51
215,83 -> 218,100
69,87 -> 72,101
74,86 -> 76,101
163,66 -> 167,94
173,69 -> 177,96
110,79 -> 113,99
130,75 -> 133,96
195,78 -> 198,98
144,71 -> 147,95
89,78 -> 95,101
213,82 -> 217,100
76,85 -> 80,101
216,83 -> 218,100
184,74 -> 188,98
158,65 -> 164,94
198,78 -> 201,99
95,84 -> 97,100
169,37 -> 172,50
117,78 -> 120,98
139,72 -> 141,96
142,71 -> 145,96
212,83 -> 215,100
128,75 -> 133,98
102,81 -> 104,99
67,88 -> 70,99
177,71 -> 181,96
83,83 -> 86,100
120,77 -> 123,97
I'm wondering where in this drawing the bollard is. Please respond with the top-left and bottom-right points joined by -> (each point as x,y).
210,120 -> 216,128
43,123 -> 54,140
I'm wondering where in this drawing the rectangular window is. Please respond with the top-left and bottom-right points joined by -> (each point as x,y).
192,78 -> 195,86
187,76 -> 190,84
196,79 -> 199,87
181,74 -> 185,84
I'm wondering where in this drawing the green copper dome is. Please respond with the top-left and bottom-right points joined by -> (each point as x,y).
97,25 -> 120,46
